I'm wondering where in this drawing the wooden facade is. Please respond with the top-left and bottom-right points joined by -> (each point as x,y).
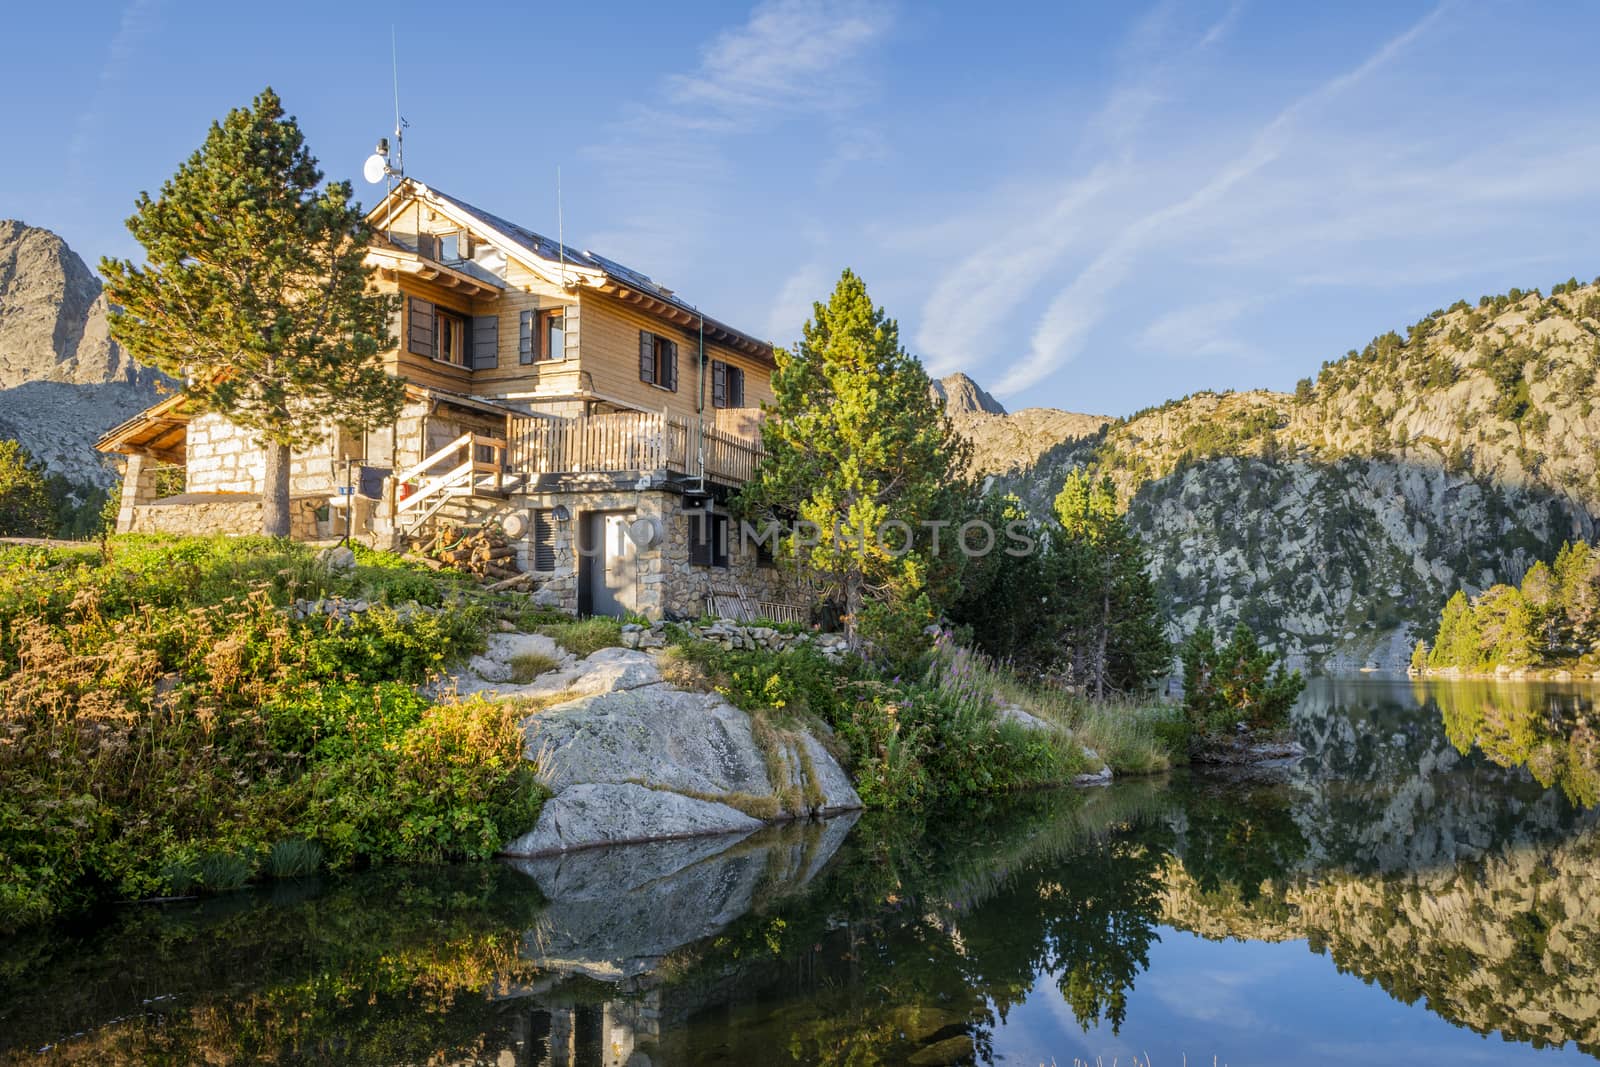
362,180 -> 776,438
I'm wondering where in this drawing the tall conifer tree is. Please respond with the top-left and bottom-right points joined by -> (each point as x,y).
742,269 -> 969,647
101,88 -> 402,536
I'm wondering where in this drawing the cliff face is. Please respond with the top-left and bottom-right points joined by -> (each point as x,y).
959,281 -> 1600,668
0,221 -> 160,487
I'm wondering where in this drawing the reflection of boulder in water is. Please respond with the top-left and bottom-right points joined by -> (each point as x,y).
507,813 -> 858,983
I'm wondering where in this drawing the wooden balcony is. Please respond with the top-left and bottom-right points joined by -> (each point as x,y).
506,411 -> 763,487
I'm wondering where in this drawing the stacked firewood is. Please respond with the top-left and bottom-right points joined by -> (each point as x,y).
413,523 -> 528,586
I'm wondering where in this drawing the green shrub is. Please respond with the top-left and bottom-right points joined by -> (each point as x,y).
0,535 -> 544,931
266,839 -> 324,878
1178,624 -> 1304,738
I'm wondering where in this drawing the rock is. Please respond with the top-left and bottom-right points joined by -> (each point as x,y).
468,654 -> 512,683
502,782 -> 762,856
795,733 -> 863,814
996,702 -> 1052,731
517,646 -> 662,701
315,545 -> 356,575
1072,765 -> 1114,787
532,586 -> 563,608
525,686 -> 774,797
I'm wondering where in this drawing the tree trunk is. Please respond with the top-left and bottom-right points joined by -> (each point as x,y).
843,572 -> 865,650
262,440 -> 291,538
1095,586 -> 1111,700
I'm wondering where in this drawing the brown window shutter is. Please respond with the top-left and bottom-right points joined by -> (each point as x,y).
562,303 -> 578,361
712,360 -> 726,408
639,330 -> 655,385
471,315 -> 498,369
532,510 -> 556,571
407,297 -> 436,358
667,340 -> 679,392
519,310 -> 535,364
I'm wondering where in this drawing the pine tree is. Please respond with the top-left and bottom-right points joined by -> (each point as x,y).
740,269 -> 970,649
0,440 -> 52,537
1429,590 -> 1472,668
1053,470 -> 1170,696
100,88 -> 403,537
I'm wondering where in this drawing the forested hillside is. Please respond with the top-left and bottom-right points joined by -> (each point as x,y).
973,280 -> 1600,669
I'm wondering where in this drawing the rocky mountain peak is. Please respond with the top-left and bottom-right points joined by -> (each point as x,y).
931,372 -> 1006,415
0,219 -> 137,389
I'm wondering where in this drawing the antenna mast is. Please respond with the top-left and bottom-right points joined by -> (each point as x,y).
390,26 -> 406,183
557,166 -> 566,287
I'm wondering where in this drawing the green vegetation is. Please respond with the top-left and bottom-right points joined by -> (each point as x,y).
739,268 -> 971,653
949,477 -> 1169,696
1178,623 -> 1304,739
660,625 -> 1175,811
0,439 -> 51,536
1425,540 -> 1600,673
535,614 -> 623,657
100,87 -> 403,537
0,535 -> 544,931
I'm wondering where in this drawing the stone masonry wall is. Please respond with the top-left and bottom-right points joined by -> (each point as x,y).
185,413 -> 357,496
506,485 -> 803,621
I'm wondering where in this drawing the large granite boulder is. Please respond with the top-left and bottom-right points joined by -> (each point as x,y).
480,645 -> 861,856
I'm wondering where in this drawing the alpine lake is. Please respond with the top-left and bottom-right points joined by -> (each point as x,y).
5,677 -> 1600,1066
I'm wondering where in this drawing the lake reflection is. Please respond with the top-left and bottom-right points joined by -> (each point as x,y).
4,679 -> 1600,1065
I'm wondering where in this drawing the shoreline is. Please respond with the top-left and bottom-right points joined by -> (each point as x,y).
1407,666 -> 1600,682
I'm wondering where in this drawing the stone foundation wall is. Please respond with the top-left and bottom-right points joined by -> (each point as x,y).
126,494 -> 343,539
501,485 -> 806,621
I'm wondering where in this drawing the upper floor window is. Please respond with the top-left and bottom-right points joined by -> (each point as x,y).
521,308 -> 567,364
546,310 -> 565,360
712,360 -> 745,408
639,330 -> 678,391
435,309 -> 466,366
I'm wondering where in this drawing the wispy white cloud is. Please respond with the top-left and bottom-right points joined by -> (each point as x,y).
993,3 -> 1449,395
914,0 -> 1242,381
1139,296 -> 1264,360
586,0 -> 893,282
69,0 -> 163,184
666,0 -> 892,129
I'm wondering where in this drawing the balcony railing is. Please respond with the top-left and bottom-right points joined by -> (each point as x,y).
506,412 -> 763,486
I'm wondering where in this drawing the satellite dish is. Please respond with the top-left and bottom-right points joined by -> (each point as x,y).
362,153 -> 387,184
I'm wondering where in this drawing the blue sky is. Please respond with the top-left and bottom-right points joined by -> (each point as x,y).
4,1 -> 1598,415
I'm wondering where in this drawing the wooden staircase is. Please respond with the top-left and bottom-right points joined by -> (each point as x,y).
394,432 -> 511,540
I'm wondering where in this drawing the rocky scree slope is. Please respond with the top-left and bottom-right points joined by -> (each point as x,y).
975,283 -> 1600,669
0,220 -> 161,487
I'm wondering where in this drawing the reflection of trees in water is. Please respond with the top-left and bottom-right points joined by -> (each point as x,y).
0,866 -> 545,1065
17,687 -> 1600,1067
1426,679 -> 1600,806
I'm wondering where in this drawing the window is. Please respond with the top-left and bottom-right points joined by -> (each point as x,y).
531,510 -> 557,572
520,308 -> 567,364
639,330 -> 678,391
712,360 -> 745,408
435,309 -> 466,366
545,310 -> 565,360
438,232 -> 460,263
688,510 -> 728,568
